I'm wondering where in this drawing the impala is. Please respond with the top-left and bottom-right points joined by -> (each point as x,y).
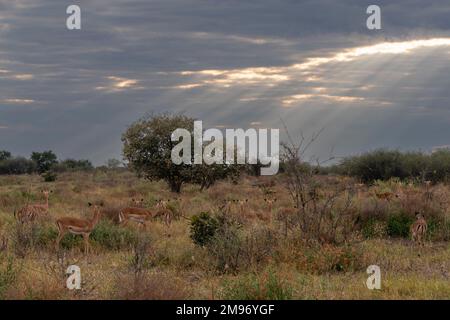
236,199 -> 248,214
16,190 -> 51,223
263,198 -> 277,212
131,198 -> 145,207
155,199 -> 174,226
118,206 -> 155,228
55,203 -> 102,254
410,212 -> 427,246
375,192 -> 400,201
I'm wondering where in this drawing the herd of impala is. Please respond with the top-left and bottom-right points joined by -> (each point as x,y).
12,192 -> 175,254
7,184 -> 429,255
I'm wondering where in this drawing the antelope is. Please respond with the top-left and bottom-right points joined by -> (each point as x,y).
118,206 -> 155,228
154,199 -> 174,226
131,198 -> 145,207
16,190 -> 52,223
375,192 -> 400,201
55,203 -> 102,254
263,198 -> 277,212
410,212 -> 427,246
236,199 -> 248,214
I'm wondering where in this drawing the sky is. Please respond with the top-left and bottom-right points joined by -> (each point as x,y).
1,0 -> 450,165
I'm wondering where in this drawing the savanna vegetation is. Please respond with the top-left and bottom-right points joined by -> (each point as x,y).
0,114 -> 449,300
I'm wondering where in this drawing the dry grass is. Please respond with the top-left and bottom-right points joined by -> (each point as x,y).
0,171 -> 449,299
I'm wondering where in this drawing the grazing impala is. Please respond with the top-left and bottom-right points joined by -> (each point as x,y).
410,212 -> 427,246
119,205 -> 155,228
375,192 -> 400,201
55,203 -> 102,254
16,190 -> 51,223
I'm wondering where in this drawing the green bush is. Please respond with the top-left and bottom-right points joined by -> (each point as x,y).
0,255 -> 19,299
387,214 -> 413,238
91,220 -> 138,250
27,221 -> 139,251
220,270 -> 292,300
34,225 -> 82,249
337,149 -> 450,183
190,212 -> 218,246
362,218 -> 387,239
42,171 -> 57,182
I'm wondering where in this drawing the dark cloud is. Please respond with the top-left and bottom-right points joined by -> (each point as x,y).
0,0 -> 450,164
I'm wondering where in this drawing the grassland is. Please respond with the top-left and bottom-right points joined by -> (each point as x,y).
0,170 -> 449,300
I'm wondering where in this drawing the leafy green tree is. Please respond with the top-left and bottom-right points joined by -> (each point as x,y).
0,151 -> 11,161
30,151 -> 58,174
122,113 -> 239,193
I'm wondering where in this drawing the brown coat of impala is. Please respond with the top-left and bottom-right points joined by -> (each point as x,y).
55,203 -> 102,254
410,213 -> 427,246
118,207 -> 156,228
16,190 -> 51,223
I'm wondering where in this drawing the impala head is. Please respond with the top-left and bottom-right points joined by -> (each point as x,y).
238,199 -> 248,205
131,198 -> 145,207
42,190 -> 52,197
156,199 -> 170,209
88,202 -> 103,214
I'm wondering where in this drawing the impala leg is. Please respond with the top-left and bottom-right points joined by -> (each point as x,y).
55,230 -> 65,251
83,233 -> 89,254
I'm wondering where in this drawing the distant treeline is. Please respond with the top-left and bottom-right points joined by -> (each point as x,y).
0,150 -> 94,175
322,149 -> 450,184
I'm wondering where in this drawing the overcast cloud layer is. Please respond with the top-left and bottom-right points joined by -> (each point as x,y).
1,0 -> 450,164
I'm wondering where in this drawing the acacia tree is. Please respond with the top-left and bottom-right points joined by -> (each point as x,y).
122,113 -> 239,193
31,150 -> 58,174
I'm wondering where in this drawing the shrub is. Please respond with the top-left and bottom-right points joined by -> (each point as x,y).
34,225 -> 82,250
362,218 -> 387,239
240,227 -> 277,271
91,220 -> 138,250
42,171 -> 58,182
129,233 -> 153,274
0,255 -> 19,299
207,217 -> 242,273
220,270 -> 292,300
0,157 -> 36,175
338,149 -> 450,183
190,212 -> 218,246
387,214 -> 413,238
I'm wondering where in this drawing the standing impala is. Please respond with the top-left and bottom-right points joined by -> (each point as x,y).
16,190 -> 51,223
410,212 -> 427,246
55,203 -> 102,254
